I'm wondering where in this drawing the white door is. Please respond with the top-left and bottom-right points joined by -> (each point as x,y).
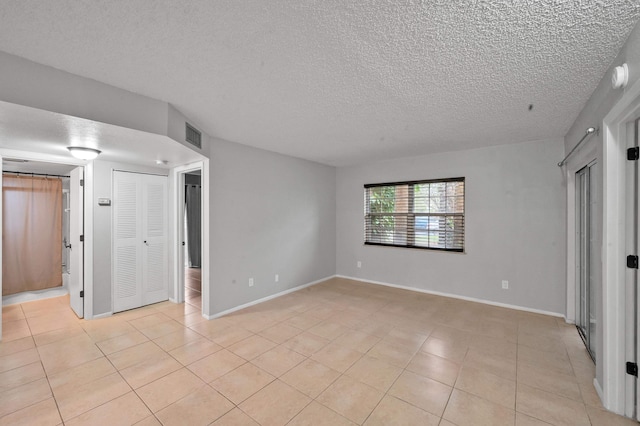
69,167 -> 84,318
113,171 -> 143,312
113,171 -> 168,313
142,174 -> 168,305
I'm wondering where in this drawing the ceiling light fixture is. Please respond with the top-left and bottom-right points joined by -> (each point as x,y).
67,146 -> 101,160
155,160 -> 168,165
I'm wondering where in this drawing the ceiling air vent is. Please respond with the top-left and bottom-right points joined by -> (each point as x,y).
185,122 -> 202,149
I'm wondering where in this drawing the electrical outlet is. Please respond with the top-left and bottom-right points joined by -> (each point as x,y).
501,280 -> 509,289
357,261 -> 362,268
249,278 -> 254,287
275,274 -> 279,282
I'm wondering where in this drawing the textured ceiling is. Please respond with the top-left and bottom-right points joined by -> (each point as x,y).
0,1 -> 639,166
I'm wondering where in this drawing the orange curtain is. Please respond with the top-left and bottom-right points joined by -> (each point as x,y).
2,175 -> 63,295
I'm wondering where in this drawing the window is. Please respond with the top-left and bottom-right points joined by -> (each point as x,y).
364,177 -> 465,252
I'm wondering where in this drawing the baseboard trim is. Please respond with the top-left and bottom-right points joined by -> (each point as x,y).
336,275 -> 565,318
593,378 -> 604,405
204,275 -> 336,320
92,311 -> 113,320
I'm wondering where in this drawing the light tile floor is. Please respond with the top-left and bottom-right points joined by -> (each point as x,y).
185,267 -> 202,309
0,277 -> 637,425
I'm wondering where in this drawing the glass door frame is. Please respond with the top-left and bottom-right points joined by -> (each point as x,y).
576,160 -> 597,362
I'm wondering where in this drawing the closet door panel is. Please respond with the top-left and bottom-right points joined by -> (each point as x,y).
142,174 -> 168,305
113,172 -> 142,312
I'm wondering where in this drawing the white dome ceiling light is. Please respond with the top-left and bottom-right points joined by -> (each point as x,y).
612,63 -> 629,89
67,146 -> 101,160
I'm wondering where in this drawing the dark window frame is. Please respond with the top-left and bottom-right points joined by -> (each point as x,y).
364,177 -> 465,252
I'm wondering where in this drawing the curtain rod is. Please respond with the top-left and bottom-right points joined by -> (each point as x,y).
3,170 -> 70,178
558,127 -> 599,167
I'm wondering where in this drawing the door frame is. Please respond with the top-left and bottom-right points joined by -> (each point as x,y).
575,161 -> 597,361
0,149 -> 94,334
602,76 -> 640,416
69,166 -> 85,318
172,159 -> 210,318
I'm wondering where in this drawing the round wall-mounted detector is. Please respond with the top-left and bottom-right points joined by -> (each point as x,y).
612,63 -> 629,89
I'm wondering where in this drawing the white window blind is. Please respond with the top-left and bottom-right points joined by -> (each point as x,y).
364,177 -> 465,252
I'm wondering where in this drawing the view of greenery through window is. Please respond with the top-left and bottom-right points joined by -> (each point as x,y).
364,178 -> 465,251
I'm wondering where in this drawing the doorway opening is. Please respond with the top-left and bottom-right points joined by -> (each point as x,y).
0,158 -> 85,319
174,162 -> 207,316
183,170 -> 202,310
576,161 -> 597,362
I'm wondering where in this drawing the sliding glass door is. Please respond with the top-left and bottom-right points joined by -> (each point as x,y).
576,161 -> 597,361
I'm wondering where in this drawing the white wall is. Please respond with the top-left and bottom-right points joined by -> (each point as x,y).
90,139 -> 337,318
0,51 -> 168,136
207,137 -> 336,314
336,138 -> 566,314
0,49 -> 338,320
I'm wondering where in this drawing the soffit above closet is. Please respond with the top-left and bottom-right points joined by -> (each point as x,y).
0,101 -> 204,169
2,159 -> 75,176
0,1 -> 638,166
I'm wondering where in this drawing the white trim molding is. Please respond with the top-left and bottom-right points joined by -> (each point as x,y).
83,162 -> 94,320
92,311 -> 113,320
595,377 -> 605,405
602,75 -> 640,415
336,275 -> 565,318
171,160 -> 210,317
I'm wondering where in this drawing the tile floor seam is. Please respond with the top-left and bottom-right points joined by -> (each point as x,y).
203,380 -> 237,409
358,386 -> 388,425
40,358 -> 64,425
282,391 -> 316,425
0,367 -> 57,421
235,404 -> 261,425
0,393 -> 53,422
376,358 -> 439,419
437,374 -> 456,425
309,386 -> 364,425
93,336 -> 149,420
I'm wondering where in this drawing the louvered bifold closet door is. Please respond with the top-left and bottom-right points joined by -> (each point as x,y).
113,171 -> 143,312
142,174 -> 168,305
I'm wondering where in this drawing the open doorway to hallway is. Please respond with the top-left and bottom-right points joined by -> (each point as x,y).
183,170 -> 202,310
173,159 -> 209,319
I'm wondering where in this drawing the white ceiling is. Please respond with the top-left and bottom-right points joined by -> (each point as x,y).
0,1 -> 639,166
2,159 -> 76,177
0,101 -> 204,171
